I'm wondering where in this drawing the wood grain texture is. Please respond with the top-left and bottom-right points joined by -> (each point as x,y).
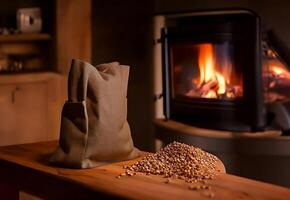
0,73 -> 66,146
56,0 -> 92,73
0,33 -> 51,42
0,141 -> 290,200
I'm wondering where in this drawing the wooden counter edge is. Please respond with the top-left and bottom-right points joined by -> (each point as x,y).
0,141 -> 290,200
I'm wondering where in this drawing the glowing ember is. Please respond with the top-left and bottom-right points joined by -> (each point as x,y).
264,60 -> 290,103
186,43 -> 243,99
271,66 -> 285,75
268,65 -> 290,80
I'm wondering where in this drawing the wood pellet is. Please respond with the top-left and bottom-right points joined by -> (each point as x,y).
117,141 -> 220,196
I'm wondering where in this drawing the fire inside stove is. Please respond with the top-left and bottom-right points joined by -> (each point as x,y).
162,10 -> 290,132
171,41 -> 290,102
171,42 -> 243,100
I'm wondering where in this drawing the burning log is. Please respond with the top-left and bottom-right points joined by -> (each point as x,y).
185,43 -> 243,99
225,85 -> 243,99
186,79 -> 218,98
198,79 -> 218,97
186,79 -> 242,99
263,64 -> 290,103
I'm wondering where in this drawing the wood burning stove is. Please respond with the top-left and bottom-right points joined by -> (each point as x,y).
161,9 -> 290,132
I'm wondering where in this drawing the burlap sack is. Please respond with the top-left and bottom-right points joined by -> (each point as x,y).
50,59 -> 140,168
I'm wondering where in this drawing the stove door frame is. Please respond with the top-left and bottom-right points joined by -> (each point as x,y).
161,10 -> 265,132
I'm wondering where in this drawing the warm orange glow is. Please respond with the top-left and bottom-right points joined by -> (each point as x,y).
184,43 -> 243,99
269,65 -> 290,79
198,44 -> 215,84
271,66 -> 284,75
185,43 -> 243,99
216,72 -> 226,94
264,62 -> 290,103
193,43 -> 229,98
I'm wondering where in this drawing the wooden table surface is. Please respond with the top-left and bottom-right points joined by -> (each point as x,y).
0,141 -> 290,200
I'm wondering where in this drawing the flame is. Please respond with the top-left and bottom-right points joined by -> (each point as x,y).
269,65 -> 290,79
185,43 -> 243,99
271,65 -> 284,75
205,90 -> 217,98
267,64 -> 290,90
198,43 -> 226,96
264,62 -> 290,103
198,44 -> 215,84
215,72 -> 226,94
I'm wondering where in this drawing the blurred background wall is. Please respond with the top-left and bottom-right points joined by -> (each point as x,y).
91,0 -> 290,152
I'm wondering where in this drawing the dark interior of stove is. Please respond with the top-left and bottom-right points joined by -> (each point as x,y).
161,9 -> 290,133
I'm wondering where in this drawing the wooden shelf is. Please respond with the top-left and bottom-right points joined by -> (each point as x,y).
154,119 -> 290,156
0,33 -> 52,42
154,119 -> 282,139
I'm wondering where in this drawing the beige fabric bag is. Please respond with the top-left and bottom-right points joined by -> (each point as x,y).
50,59 -> 140,168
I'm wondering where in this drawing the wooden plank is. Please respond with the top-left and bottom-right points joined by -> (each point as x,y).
0,72 -> 62,84
0,73 -> 66,146
155,119 -> 282,138
0,82 -> 48,146
0,33 -> 51,42
0,141 -> 290,200
56,0 -> 92,74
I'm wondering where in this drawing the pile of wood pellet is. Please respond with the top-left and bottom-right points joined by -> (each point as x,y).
117,141 -> 221,198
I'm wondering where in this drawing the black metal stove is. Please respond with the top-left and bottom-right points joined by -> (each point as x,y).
161,9 -> 290,132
